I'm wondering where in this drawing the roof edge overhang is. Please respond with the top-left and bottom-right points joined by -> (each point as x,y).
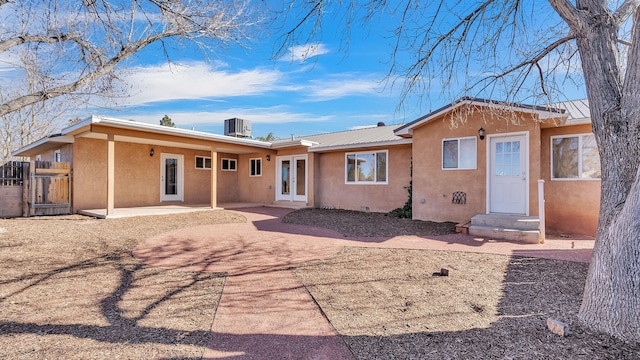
271,139 -> 320,149
12,115 -> 275,157
394,97 -> 568,137
12,134 -> 75,157
87,116 -> 272,149
308,138 -> 413,152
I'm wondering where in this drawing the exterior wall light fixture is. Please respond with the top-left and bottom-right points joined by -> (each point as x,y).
266,154 -> 271,161
478,127 -> 485,140
150,148 -> 155,157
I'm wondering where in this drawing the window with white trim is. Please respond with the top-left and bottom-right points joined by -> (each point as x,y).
250,158 -> 262,177
442,137 -> 477,170
551,133 -> 601,180
221,158 -> 237,171
195,156 -> 211,169
54,149 -> 61,162
346,150 -> 388,184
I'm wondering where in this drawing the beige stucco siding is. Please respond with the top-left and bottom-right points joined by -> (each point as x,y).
236,153 -> 276,204
73,138 -> 108,210
314,145 -> 411,212
411,110 -> 541,224
37,144 -> 73,164
217,153 -> 239,203
71,138 -> 240,211
541,124 -> 600,236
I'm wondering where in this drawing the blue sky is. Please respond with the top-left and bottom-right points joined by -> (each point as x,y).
97,19 -> 421,139
84,2 -> 587,140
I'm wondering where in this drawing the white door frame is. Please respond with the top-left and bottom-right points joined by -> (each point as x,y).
160,153 -> 184,202
486,132 -> 529,215
275,154 -> 308,202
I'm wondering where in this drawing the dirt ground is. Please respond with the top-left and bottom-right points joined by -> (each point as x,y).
0,211 -> 244,359
1,208 -> 639,359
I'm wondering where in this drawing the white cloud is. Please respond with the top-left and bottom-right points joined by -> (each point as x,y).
125,106 -> 334,126
115,60 -> 389,106
0,52 -> 23,83
304,75 -> 386,101
119,61 -> 286,105
281,43 -> 330,62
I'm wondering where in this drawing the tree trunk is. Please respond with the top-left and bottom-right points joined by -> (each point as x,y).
576,3 -> 640,342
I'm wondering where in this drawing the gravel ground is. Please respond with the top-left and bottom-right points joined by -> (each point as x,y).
1,208 -> 638,359
283,208 -> 457,237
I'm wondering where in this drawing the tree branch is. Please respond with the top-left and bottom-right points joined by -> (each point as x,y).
547,0 -> 585,31
469,34 -> 576,94
0,34 -> 74,54
0,31 -> 177,117
613,0 -> 640,27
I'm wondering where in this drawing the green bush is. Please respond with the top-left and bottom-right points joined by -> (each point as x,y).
390,180 -> 412,219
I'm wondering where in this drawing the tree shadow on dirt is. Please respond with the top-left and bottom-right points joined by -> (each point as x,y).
0,249 -> 225,358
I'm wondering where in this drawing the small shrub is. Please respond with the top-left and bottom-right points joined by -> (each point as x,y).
391,180 -> 412,219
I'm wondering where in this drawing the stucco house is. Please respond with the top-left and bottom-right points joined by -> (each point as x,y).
12,97 -> 599,241
394,97 -> 599,241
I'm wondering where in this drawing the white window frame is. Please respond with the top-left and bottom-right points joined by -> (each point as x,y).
195,156 -> 212,170
250,158 -> 262,177
551,133 -> 601,181
442,136 -> 477,170
345,150 -> 389,185
221,158 -> 237,171
53,149 -> 61,162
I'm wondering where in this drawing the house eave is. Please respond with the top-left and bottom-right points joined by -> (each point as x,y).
394,97 -> 567,137
12,135 -> 75,157
271,139 -> 319,148
308,138 -> 413,152
89,116 -> 272,149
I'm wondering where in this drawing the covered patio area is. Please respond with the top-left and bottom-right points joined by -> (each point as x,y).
79,201 -> 310,219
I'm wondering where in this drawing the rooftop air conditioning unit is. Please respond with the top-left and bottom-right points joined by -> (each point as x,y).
224,118 -> 252,138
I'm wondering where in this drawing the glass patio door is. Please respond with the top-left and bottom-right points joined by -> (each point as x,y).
276,155 -> 307,202
161,153 -> 184,202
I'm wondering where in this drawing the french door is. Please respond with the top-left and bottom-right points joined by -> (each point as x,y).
276,155 -> 307,202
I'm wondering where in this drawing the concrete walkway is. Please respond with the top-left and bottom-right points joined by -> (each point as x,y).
132,207 -> 594,359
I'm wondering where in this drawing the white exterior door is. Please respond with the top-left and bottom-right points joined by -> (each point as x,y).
276,155 -> 307,202
489,135 -> 527,214
161,153 -> 184,202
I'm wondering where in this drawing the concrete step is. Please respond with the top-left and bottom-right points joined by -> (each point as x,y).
468,225 -> 541,244
471,214 -> 540,231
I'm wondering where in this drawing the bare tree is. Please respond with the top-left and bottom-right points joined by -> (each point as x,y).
0,0 -> 262,158
279,0 -> 640,342
0,51 -> 69,162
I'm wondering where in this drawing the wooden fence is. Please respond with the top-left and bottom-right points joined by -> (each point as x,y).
0,161 -> 71,217
0,161 -> 26,186
0,161 -> 27,217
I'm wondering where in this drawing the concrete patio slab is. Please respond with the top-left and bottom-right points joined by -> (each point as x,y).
80,202 -> 308,219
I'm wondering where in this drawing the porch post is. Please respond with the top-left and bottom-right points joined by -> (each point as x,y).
106,134 -> 115,215
210,148 -> 217,208
538,179 -> 546,244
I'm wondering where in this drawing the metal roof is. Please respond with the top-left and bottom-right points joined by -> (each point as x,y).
552,99 -> 590,121
275,124 -> 411,152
